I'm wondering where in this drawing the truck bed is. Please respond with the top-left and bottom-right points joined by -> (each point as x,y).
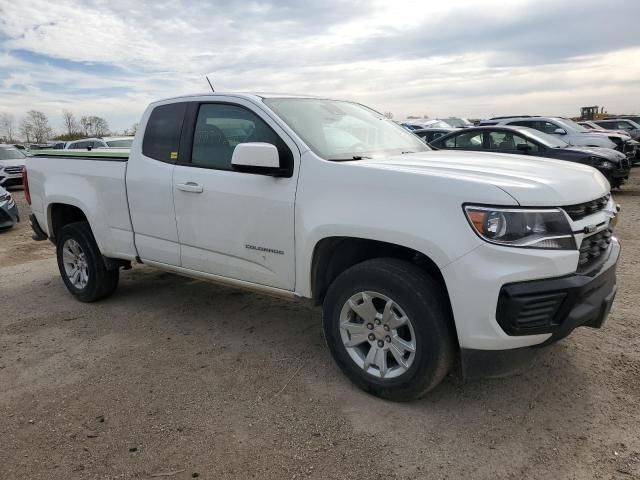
27,149 -> 137,260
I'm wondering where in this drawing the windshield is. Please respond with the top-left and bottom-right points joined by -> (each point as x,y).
0,146 -> 26,160
553,118 -> 590,133
106,139 -> 133,148
263,98 -> 430,160
515,127 -> 568,148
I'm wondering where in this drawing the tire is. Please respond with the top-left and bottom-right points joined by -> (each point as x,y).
56,221 -> 119,302
323,258 -> 456,401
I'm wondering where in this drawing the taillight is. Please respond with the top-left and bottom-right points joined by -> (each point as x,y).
22,167 -> 31,205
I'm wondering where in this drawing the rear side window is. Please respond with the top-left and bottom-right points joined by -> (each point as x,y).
488,131 -> 539,152
143,102 -> 187,162
444,131 -> 483,149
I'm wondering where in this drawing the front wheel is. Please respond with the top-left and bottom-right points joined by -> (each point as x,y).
56,222 -> 119,302
323,258 -> 456,401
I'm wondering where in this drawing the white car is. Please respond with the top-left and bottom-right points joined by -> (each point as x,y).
25,93 -> 620,401
65,136 -> 134,150
0,144 -> 27,188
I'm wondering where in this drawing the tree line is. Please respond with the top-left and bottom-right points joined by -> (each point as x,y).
0,110 -> 138,144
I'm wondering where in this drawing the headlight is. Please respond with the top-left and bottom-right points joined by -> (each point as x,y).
464,206 -> 575,249
592,157 -> 614,169
0,192 -> 11,203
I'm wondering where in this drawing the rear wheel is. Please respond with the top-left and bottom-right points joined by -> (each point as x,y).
323,258 -> 456,401
56,222 -> 119,302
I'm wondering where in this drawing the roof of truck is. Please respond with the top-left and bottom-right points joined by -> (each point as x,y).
151,92 -> 332,104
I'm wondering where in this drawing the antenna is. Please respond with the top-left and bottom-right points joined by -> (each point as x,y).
205,75 -> 215,93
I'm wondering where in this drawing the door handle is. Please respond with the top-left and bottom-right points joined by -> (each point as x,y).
176,182 -> 203,193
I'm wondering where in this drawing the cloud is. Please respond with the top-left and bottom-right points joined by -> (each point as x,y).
0,0 -> 639,134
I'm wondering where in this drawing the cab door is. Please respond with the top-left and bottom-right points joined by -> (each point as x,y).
172,99 -> 299,290
127,102 -> 187,266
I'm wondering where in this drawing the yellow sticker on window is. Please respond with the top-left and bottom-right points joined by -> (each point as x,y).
170,151 -> 178,160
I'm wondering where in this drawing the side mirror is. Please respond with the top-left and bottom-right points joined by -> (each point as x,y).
231,142 -> 287,177
553,128 -> 567,135
517,143 -> 532,153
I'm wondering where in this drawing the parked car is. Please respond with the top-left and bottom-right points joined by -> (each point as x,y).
616,115 -> 640,126
47,141 -> 68,150
577,121 -> 640,163
27,144 -> 51,151
413,127 -> 458,144
25,93 -> 620,401
402,119 -> 452,130
437,117 -> 473,128
480,116 -> 635,157
593,119 -> 640,141
0,186 -> 19,230
65,136 -> 134,150
0,144 -> 27,188
576,121 -> 630,137
400,122 -> 425,131
102,136 -> 135,148
430,126 -> 631,188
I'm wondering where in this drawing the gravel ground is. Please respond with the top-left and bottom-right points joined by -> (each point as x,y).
1,171 -> 639,480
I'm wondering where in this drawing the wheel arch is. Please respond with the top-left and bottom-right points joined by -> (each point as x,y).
310,237 -> 454,332
47,202 -> 93,243
47,202 -> 90,242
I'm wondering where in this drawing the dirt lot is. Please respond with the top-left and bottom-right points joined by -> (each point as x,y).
1,172 -> 639,480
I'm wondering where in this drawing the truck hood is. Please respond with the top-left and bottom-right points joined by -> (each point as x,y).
356,150 -> 610,207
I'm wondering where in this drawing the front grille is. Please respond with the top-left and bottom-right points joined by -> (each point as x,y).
561,194 -> 610,221
4,166 -> 23,175
621,158 -> 631,169
578,227 -> 613,271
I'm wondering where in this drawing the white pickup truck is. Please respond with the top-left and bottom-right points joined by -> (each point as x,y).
25,93 -> 620,401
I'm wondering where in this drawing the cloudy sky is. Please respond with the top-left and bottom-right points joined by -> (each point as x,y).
1,0 -> 639,134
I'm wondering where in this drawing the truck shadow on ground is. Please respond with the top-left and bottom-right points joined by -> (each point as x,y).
110,266 -> 598,430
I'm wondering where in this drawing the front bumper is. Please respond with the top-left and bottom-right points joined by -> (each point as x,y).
461,239 -> 619,379
0,201 -> 19,229
496,239 -> 619,340
607,169 -> 629,188
0,168 -> 24,187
